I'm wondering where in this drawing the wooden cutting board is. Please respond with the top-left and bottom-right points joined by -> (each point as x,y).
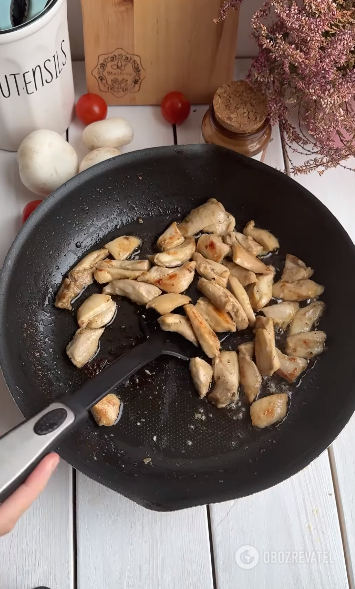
81,0 -> 239,105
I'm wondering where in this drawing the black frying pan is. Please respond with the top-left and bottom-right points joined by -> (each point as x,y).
0,144 -> 355,511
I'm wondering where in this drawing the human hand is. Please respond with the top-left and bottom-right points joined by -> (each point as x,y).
0,452 -> 59,536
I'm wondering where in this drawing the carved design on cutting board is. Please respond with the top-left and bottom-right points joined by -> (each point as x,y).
92,48 -> 146,98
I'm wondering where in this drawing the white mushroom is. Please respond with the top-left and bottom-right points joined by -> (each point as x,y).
228,275 -> 256,326
157,222 -> 185,251
66,327 -> 104,368
83,117 -> 134,150
158,314 -> 198,346
203,213 -> 236,236
224,231 -> 263,256
87,300 -> 116,328
190,358 -> 213,398
197,277 -> 248,330
232,244 -> 269,273
152,237 -> 196,267
193,252 -> 230,288
137,266 -> 173,284
238,342 -> 262,404
94,268 -> 144,283
146,262 -> 196,294
281,254 -> 314,282
103,280 -> 161,304
105,236 -> 141,260
79,148 -> 121,172
250,394 -> 288,428
247,267 -> 275,311
262,302 -> 299,330
254,317 -> 280,376
184,304 -> 221,358
223,259 -> 257,286
91,394 -> 121,427
196,234 -> 230,263
288,301 -> 326,336
146,294 -> 191,315
272,279 -> 324,301
195,297 -> 236,332
286,331 -> 327,359
178,198 -> 227,236
276,349 -> 308,383
243,220 -> 279,253
77,293 -> 113,328
208,351 -> 239,408
18,130 -> 78,196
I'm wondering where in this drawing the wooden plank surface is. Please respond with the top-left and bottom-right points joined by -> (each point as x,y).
176,58 -> 349,589
0,152 -> 74,587
70,61 -> 214,589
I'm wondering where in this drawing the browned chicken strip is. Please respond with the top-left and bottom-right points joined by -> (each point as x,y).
272,280 -> 324,301
228,275 -> 256,326
224,231 -> 263,256
262,302 -> 299,329
157,222 -> 185,251
178,198 -> 227,236
209,351 -> 239,408
197,278 -> 248,330
92,394 -> 121,427
190,357 -> 213,398
152,237 -> 196,268
152,261 -> 196,293
146,293 -> 191,315
250,394 -> 288,428
77,293 -> 113,328
286,331 -> 326,359
184,304 -> 221,358
158,313 -> 198,346
94,268 -> 144,283
193,252 -> 230,288
137,266 -> 173,284
105,236 -> 141,260
87,300 -> 116,329
203,213 -> 235,236
232,244 -> 269,274
255,317 -> 280,376
223,260 -> 257,286
276,348 -> 308,383
243,220 -> 279,253
281,254 -> 314,282
66,327 -> 104,368
196,297 -> 236,332
197,234 -> 230,263
247,267 -> 275,312
289,301 -> 325,336
238,342 -> 262,404
103,280 -> 161,304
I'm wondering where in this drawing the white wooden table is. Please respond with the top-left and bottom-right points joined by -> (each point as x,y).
0,59 -> 354,589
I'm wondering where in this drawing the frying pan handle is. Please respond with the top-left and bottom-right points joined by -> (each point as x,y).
0,402 -> 76,503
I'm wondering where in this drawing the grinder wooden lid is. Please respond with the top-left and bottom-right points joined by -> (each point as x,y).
213,81 -> 268,134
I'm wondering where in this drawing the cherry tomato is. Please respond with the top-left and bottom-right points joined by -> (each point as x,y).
76,93 -> 108,125
160,92 -> 191,125
22,200 -> 42,224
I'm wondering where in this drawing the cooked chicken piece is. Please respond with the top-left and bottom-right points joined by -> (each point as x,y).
281,254 -> 314,282
276,349 -> 308,383
250,394 -> 288,428
94,268 -> 144,283
103,280 -> 161,304
91,394 -> 121,427
224,231 -> 263,256
203,213 -> 236,236
228,275 -> 256,326
55,248 -> 108,310
232,244 -> 269,273
272,279 -> 324,301
146,293 -> 191,315
289,301 -> 326,336
97,259 -> 150,271
137,266 -> 173,284
190,357 -> 213,398
77,293 -> 113,328
150,262 -> 196,294
238,343 -> 262,404
197,234 -> 230,263
105,236 -> 141,260
262,302 -> 299,329
243,220 -> 279,253
208,351 -> 239,408
197,278 -> 248,330
223,260 -> 257,286
196,297 -> 236,332
158,313 -> 198,346
193,252 -> 230,288
184,304 -> 221,358
87,300 -> 116,328
157,222 -> 185,251
286,331 -> 326,359
255,317 -> 280,376
178,198 -> 227,236
66,327 -> 104,368
152,237 -> 196,268
247,267 -> 275,312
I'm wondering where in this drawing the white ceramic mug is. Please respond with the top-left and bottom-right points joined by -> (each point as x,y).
0,0 -> 74,151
